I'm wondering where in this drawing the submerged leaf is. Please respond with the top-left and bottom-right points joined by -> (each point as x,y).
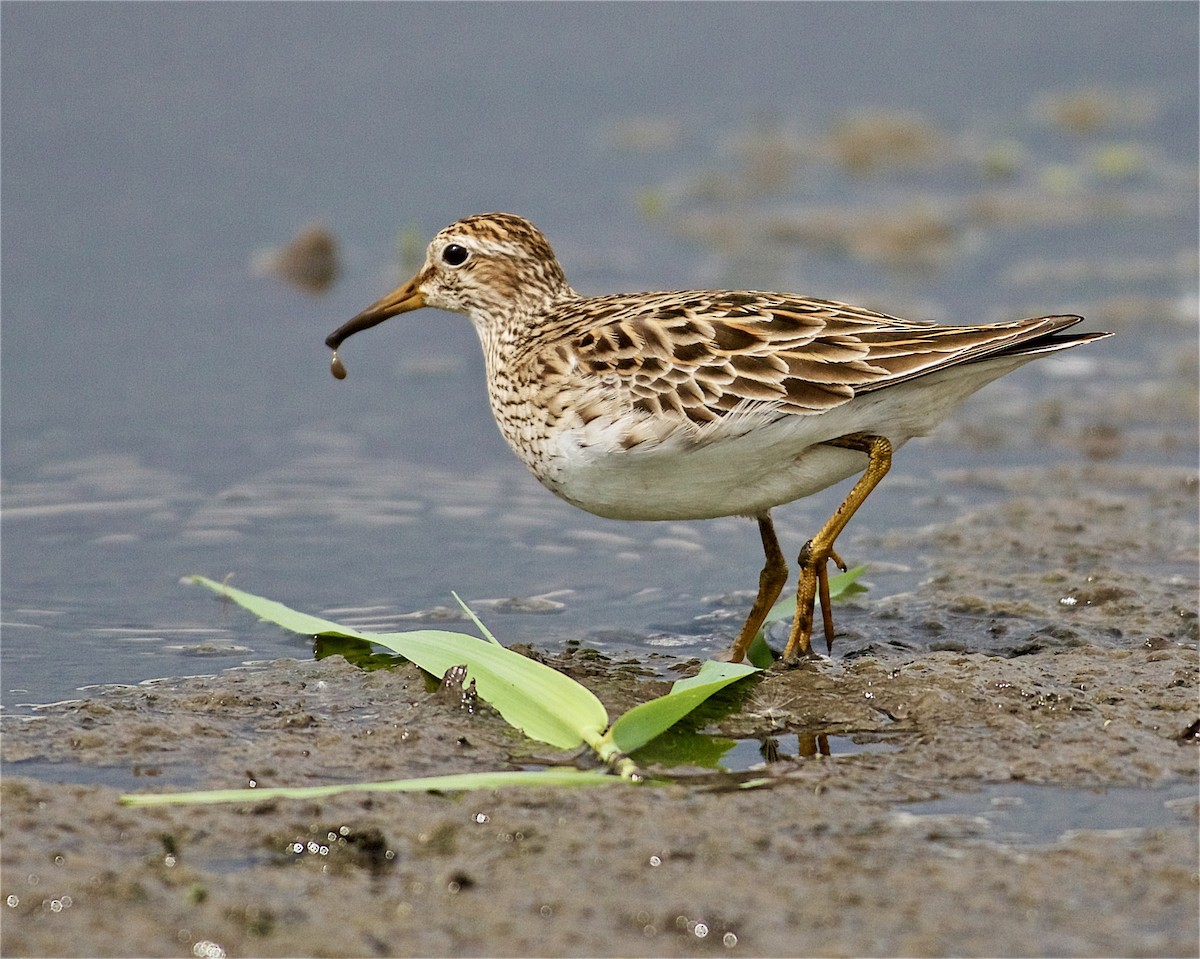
628,730 -> 741,770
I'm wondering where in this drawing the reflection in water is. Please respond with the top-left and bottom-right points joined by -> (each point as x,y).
730,731 -> 902,770
633,727 -> 900,772
760,731 -> 833,763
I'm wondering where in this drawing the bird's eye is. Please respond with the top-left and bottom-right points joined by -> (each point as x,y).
442,244 -> 469,267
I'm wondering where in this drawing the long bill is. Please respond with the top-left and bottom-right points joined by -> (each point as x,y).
325,273 -> 426,351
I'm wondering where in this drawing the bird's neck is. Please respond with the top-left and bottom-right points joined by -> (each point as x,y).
472,284 -> 579,357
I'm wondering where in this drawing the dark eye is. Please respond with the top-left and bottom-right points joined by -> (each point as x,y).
442,244 -> 469,266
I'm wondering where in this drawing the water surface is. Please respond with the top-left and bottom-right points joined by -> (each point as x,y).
3,2 -> 1197,713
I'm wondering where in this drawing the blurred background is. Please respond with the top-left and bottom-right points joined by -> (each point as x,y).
3,3 -> 1197,712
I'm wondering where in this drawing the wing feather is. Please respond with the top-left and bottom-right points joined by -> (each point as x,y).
545,290 -> 1082,429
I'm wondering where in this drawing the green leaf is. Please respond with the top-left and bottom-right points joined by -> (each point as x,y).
627,730 -> 741,770
828,564 -> 869,600
313,634 -> 406,671
364,628 -> 609,751
453,590 -> 500,645
746,632 -> 776,670
120,768 -> 623,807
604,660 -> 760,755
190,576 -> 365,639
759,564 -> 869,627
747,564 -> 870,666
189,575 -> 608,752
671,658 -> 759,693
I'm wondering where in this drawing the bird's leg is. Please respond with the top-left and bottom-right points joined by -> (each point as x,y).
817,547 -> 848,648
783,433 -> 892,662
724,514 -> 789,663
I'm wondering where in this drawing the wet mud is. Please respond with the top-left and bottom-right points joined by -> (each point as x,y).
3,463 -> 1197,957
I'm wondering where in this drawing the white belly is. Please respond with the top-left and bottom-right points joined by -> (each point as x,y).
522,356 -> 1032,521
549,432 -> 878,520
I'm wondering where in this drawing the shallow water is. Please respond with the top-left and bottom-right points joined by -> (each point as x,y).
902,780 -> 1199,846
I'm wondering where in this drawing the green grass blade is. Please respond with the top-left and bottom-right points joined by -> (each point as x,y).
452,590 -> 501,645
120,768 -> 623,807
189,575 -> 366,638
188,576 -> 609,751
605,660 -> 760,755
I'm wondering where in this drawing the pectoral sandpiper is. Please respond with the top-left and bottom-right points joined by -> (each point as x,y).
325,213 -> 1110,663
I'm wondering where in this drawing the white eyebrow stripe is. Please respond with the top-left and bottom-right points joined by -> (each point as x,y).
464,237 -> 534,259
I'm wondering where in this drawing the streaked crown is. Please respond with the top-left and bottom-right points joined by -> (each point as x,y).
416,213 -> 576,327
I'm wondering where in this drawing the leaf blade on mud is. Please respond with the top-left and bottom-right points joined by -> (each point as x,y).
121,768 -> 623,806
605,660 -> 760,755
188,575 -> 609,751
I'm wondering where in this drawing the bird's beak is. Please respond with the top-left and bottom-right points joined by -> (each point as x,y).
325,273 -> 427,351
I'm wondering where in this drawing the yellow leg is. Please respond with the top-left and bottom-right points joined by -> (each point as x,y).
783,433 -> 892,662
817,548 -> 849,651
724,514 -> 789,663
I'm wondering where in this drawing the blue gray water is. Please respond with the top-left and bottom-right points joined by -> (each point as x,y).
3,2 -> 1197,713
